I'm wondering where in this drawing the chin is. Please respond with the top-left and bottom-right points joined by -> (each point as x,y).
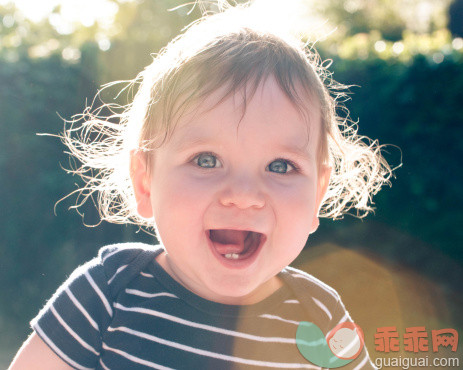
203,276 -> 266,304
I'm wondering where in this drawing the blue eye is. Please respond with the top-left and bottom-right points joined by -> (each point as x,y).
194,153 -> 221,168
267,159 -> 296,174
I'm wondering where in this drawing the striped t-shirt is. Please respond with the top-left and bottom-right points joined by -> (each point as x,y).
31,243 -> 375,369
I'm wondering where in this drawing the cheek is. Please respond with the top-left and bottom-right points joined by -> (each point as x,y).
270,179 -> 317,235
270,177 -> 317,212
150,170 -> 218,228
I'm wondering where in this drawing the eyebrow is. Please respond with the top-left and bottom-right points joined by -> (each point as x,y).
174,135 -> 312,161
274,144 -> 313,163
172,136 -> 216,153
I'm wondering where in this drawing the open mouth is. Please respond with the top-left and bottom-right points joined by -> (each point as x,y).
207,229 -> 265,261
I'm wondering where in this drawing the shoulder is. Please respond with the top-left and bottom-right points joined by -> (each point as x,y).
97,242 -> 161,270
59,243 -> 160,287
96,243 -> 162,295
36,242 -> 162,313
282,265 -> 341,303
280,265 -> 344,328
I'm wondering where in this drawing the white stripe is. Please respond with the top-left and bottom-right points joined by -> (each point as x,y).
34,324 -> 93,370
101,249 -> 121,263
259,314 -> 300,326
84,271 -> 113,317
140,271 -> 154,278
114,303 -> 295,344
125,289 -> 178,299
102,343 -> 174,370
284,299 -> 300,304
353,353 -> 370,370
336,312 -> 349,325
99,358 -> 111,370
65,287 -> 99,331
108,326 -> 320,369
291,273 -> 338,300
312,297 -> 332,320
108,264 -> 128,285
325,313 -> 351,343
50,306 -> 100,356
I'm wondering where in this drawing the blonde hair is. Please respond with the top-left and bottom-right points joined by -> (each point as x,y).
61,3 -> 393,229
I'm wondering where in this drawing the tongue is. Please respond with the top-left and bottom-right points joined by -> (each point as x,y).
209,230 -> 249,254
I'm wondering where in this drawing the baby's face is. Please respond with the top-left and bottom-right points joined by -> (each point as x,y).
138,76 -> 329,304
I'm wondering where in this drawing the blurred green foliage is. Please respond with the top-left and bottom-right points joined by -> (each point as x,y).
449,0 -> 463,37
0,0 -> 462,356
331,54 -> 463,256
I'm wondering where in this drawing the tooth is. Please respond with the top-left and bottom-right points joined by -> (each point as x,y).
231,253 -> 239,259
224,253 -> 240,260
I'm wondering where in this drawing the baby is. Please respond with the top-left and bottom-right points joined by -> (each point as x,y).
10,3 -> 391,369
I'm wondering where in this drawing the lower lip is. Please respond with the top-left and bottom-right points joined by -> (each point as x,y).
206,232 -> 266,270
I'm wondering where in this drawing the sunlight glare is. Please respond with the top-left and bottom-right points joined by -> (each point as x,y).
2,0 -> 119,31
250,0 -> 331,42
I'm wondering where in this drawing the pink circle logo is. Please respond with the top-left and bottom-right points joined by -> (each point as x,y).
326,322 -> 365,360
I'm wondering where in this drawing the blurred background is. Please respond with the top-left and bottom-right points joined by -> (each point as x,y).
0,0 -> 462,366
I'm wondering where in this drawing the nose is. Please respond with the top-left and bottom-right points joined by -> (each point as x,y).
218,172 -> 266,210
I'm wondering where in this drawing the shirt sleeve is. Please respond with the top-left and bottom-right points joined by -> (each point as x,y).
31,257 -> 113,370
328,297 -> 377,370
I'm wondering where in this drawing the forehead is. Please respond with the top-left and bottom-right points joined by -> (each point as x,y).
170,76 -> 321,152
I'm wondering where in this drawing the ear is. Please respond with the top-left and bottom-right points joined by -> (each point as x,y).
310,165 -> 332,234
130,149 -> 154,219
